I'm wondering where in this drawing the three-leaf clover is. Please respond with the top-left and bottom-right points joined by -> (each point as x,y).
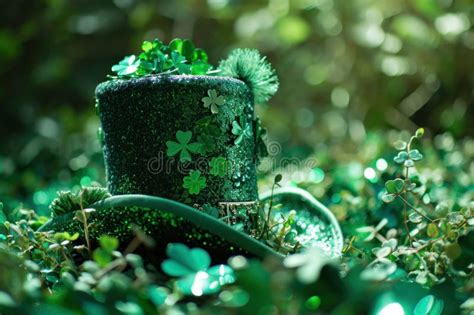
202,89 -> 225,114
166,131 -> 202,162
394,149 -> 423,167
111,55 -> 140,76
183,170 -> 207,195
231,117 -> 253,145
197,134 -> 217,154
381,178 -> 405,203
161,243 -> 235,296
209,157 -> 231,177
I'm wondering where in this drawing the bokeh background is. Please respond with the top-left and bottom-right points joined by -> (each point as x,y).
1,0 -> 473,213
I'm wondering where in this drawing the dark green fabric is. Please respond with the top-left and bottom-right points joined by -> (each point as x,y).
95,75 -> 258,206
39,194 -> 283,262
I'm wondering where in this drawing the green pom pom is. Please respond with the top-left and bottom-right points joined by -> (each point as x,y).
218,49 -> 279,104
49,186 -> 111,217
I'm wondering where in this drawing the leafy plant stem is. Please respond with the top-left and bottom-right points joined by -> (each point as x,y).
79,192 -> 92,258
398,196 -> 433,222
259,181 -> 277,240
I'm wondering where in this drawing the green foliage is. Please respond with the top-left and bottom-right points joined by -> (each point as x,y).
111,55 -> 140,76
414,295 -> 444,315
182,170 -> 206,195
49,186 -> 110,217
111,38 -> 215,78
201,89 -> 225,114
165,130 -> 203,162
209,156 -> 230,177
231,117 -> 253,145
3,1 -> 473,213
161,243 -> 235,296
218,49 -> 279,104
93,235 -> 119,267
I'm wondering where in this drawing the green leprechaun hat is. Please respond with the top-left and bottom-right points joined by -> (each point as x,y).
40,39 -> 343,261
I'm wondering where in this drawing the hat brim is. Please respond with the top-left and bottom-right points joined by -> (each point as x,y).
39,188 -> 342,261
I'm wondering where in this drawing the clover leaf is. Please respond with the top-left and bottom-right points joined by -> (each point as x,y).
414,295 -> 444,315
202,89 -> 225,114
231,117 -> 253,145
169,38 -> 196,62
393,151 -> 409,164
393,149 -> 423,168
109,38 -> 216,79
111,55 -> 140,76
161,243 -> 235,296
385,178 -> 405,194
171,51 -> 192,74
197,134 -> 217,154
209,156 -> 231,177
166,131 -> 202,162
409,149 -> 423,161
183,170 -> 206,195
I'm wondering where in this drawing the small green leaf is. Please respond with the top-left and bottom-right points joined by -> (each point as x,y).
394,151 -> 409,164
0,291 -> 15,307
414,295 -> 444,315
166,131 -> 203,162
409,212 -> 423,224
381,193 -> 396,203
99,235 -> 119,252
404,159 -> 415,167
375,246 -> 392,258
141,41 -> 153,52
161,244 -> 236,296
93,248 -> 112,267
385,178 -> 405,194
169,38 -> 183,53
147,286 -> 168,307
231,117 -> 253,145
176,265 -> 235,296
415,128 -> 425,138
181,39 -> 195,61
111,55 -> 140,76
435,202 -> 449,216
394,140 -> 407,150
161,243 -> 211,277
274,174 -> 283,183
202,89 -> 225,114
183,170 -> 207,195
427,223 -> 439,238
171,51 -> 191,74
74,210 -> 85,223
409,149 -> 424,161
192,60 -> 211,75
115,302 -> 144,315
192,48 -> 208,63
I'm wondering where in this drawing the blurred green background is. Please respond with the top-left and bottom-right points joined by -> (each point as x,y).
1,0 -> 473,213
